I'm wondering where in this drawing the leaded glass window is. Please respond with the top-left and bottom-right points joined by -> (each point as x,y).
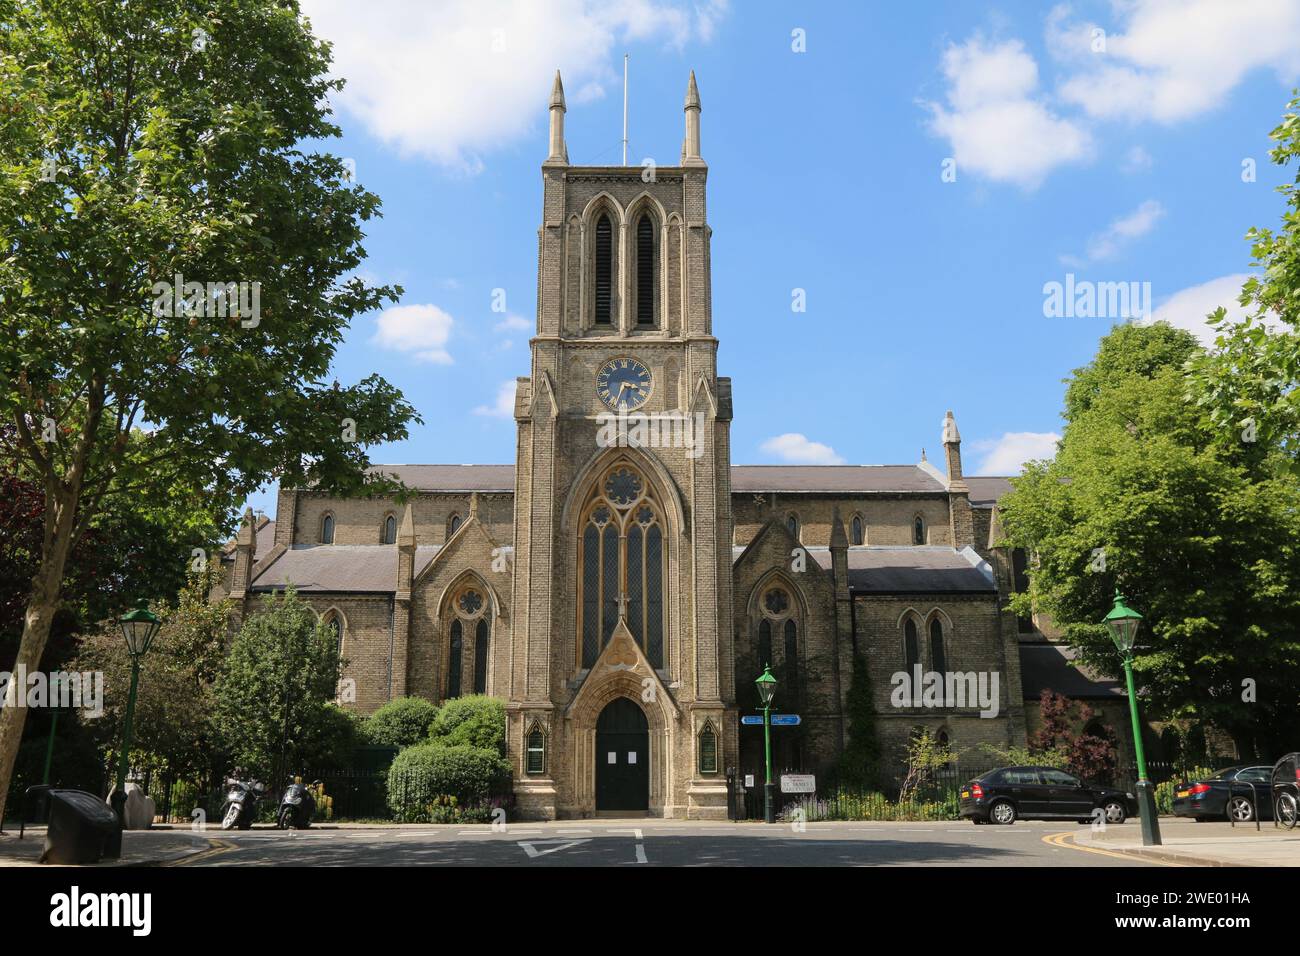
698,722 -> 718,775
929,618 -> 946,674
526,724 -> 546,775
784,618 -> 798,705
447,620 -> 463,699
913,515 -> 925,545
851,515 -> 864,546
383,514 -> 396,544
577,463 -> 666,669
904,618 -> 920,674
474,618 -> 489,694
320,513 -> 334,544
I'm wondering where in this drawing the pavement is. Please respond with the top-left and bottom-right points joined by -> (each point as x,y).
1077,816 -> 1300,867
0,825 -> 211,867
1,816 -> 1294,867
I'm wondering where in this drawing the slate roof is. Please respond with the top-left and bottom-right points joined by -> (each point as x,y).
365,463 -> 989,496
967,476 -> 1014,508
799,546 -> 997,593
250,545 -> 443,592
730,465 -> 946,494
1018,643 -> 1126,700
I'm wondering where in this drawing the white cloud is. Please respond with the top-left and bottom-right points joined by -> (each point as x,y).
970,432 -> 1061,475
370,303 -> 455,364
299,0 -> 729,168
1145,273 -> 1255,345
759,433 -> 845,465
494,313 -> 531,333
1121,145 -> 1153,173
474,380 -> 518,418
1057,0 -> 1300,124
1062,198 -> 1164,265
925,37 -> 1092,189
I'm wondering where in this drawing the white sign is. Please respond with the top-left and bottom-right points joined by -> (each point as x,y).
780,774 -> 815,794
743,774 -> 755,788
627,752 -> 637,764
607,752 -> 616,764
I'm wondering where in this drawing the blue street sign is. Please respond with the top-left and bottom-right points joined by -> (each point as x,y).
741,716 -> 762,725
741,715 -> 800,726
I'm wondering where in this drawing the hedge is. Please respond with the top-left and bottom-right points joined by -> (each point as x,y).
386,743 -> 511,823
363,697 -> 440,749
428,695 -> 505,754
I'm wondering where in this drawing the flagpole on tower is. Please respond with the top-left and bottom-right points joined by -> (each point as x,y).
622,53 -> 628,166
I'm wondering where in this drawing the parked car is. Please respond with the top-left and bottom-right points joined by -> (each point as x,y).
1273,753 -> 1300,829
1171,766 -> 1273,822
959,766 -> 1136,825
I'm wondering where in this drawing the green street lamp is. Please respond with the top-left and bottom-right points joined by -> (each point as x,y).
755,665 -> 778,824
111,603 -> 161,823
1104,590 -> 1161,846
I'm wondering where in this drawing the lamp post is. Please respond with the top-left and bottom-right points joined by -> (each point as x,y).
111,603 -> 161,823
1104,590 -> 1161,846
755,664 -> 778,824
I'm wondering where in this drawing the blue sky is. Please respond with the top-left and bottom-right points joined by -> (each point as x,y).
245,0 -> 1300,516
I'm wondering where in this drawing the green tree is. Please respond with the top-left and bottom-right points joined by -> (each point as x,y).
1000,323 -> 1300,758
837,653 -> 882,791
212,588 -> 344,783
1190,92 -> 1300,467
0,0 -> 420,817
70,566 -> 230,784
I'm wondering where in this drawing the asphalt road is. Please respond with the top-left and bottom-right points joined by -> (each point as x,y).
161,819 -> 1157,867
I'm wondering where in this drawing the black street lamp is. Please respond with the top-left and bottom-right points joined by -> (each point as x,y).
755,664 -> 778,824
111,603 -> 161,823
1104,590 -> 1161,846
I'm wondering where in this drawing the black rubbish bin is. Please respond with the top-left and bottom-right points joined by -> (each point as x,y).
40,789 -> 123,864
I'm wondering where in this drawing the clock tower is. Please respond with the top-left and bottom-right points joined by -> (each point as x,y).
508,71 -> 735,819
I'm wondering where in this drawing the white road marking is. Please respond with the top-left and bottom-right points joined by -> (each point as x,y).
518,838 -> 591,858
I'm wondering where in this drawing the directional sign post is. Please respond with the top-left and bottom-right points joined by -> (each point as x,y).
741,714 -> 799,726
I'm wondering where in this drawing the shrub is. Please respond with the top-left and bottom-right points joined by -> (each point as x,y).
429,695 -> 506,754
363,697 -> 440,749
386,743 -> 510,823
782,789 -> 961,822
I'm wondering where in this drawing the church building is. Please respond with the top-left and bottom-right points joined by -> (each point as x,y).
218,73 -> 1103,819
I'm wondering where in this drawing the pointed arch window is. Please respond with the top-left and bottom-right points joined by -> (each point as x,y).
320,513 -> 334,544
913,515 -> 925,545
786,513 -> 799,539
698,721 -> 719,775
594,213 -> 613,326
447,620 -> 463,699
783,619 -> 799,706
929,617 -> 947,674
323,613 -> 343,656
577,464 -> 666,669
635,213 -> 656,325
851,515 -> 864,546
904,618 -> 920,674
448,513 -> 462,537
526,723 -> 547,775
473,618 -> 489,694
758,619 -> 773,670
383,514 -> 397,544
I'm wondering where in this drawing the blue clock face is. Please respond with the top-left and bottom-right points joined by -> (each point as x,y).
596,357 -> 652,411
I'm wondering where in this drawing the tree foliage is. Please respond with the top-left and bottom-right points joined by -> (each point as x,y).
1000,322 -> 1300,758
1190,92 -> 1300,467
0,0 -> 419,816
211,587 -> 343,782
362,696 -> 439,750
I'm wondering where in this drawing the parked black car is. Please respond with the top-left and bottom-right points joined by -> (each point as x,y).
959,766 -> 1136,825
1171,766 -> 1273,822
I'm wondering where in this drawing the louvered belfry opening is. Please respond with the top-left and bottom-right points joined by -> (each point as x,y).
636,213 -> 655,325
594,213 -> 613,325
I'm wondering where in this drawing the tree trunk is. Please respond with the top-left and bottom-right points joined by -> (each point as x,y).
0,500 -> 78,822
